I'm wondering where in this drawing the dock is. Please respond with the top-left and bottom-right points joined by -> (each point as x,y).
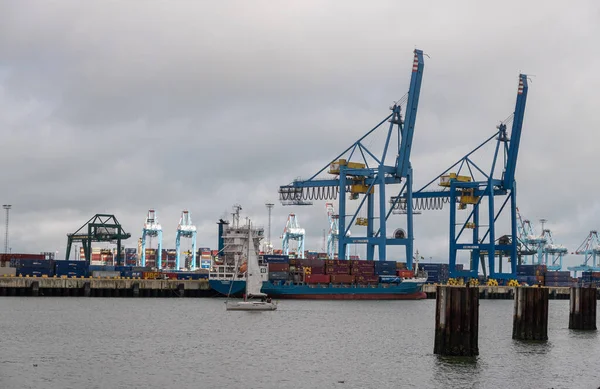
422,284 -> 578,300
0,277 -> 212,297
0,276 -> 595,299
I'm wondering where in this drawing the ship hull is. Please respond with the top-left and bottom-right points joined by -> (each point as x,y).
209,280 -> 246,297
260,281 -> 427,300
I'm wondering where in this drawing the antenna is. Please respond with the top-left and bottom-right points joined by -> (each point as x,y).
232,204 -> 242,228
540,218 -> 547,233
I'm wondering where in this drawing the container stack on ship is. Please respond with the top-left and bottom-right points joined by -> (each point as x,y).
261,255 -> 427,300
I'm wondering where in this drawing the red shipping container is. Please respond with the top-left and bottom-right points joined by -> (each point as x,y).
356,275 -> 379,283
0,253 -> 46,261
269,263 -> 290,272
397,270 -> 414,278
330,274 -> 355,283
326,266 -> 349,274
305,274 -> 331,284
351,267 -> 375,275
325,259 -> 345,266
301,266 -> 325,274
351,259 -> 374,267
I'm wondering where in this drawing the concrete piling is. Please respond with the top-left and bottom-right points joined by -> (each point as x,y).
434,285 -> 479,356
569,287 -> 597,330
512,286 -> 549,341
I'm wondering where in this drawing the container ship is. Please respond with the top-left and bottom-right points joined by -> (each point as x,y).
208,217 -> 427,300
259,255 -> 426,300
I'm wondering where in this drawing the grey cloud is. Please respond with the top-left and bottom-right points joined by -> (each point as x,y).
0,0 -> 599,270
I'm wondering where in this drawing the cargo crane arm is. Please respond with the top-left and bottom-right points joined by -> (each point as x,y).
278,49 -> 425,265
391,74 -> 530,280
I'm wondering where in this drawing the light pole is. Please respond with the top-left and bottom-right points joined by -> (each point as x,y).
265,203 -> 274,253
3,205 -> 11,255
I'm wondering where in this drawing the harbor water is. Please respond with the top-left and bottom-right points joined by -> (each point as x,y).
0,298 -> 598,389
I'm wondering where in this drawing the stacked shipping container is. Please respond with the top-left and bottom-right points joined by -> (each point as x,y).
55,260 -> 88,278
262,255 -> 413,285
516,264 -> 546,285
580,271 -> 600,286
11,258 -> 55,277
419,263 -> 450,284
0,253 -> 45,267
544,271 -> 574,287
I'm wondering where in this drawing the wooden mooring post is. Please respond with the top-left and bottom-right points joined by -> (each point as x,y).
569,287 -> 597,330
434,285 -> 479,356
512,287 -> 549,341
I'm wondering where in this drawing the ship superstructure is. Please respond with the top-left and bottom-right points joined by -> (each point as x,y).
209,205 -> 266,296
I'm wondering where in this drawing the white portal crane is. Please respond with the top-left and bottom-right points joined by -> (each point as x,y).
281,213 -> 305,258
141,209 -> 162,268
176,210 -> 197,270
326,202 -> 350,259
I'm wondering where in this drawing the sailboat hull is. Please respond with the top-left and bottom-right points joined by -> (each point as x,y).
209,280 -> 246,297
225,301 -> 278,311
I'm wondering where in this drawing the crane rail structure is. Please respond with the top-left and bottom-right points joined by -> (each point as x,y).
278,49 -> 426,268
392,74 -> 531,280
66,214 -> 131,263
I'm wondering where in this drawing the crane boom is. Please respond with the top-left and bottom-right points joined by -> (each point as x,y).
396,49 -> 425,178
502,74 -> 528,189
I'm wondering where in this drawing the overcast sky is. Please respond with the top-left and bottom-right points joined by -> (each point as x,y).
1,1 -> 599,270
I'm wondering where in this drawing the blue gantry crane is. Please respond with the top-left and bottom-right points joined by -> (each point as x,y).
567,231 -> 600,275
140,209 -> 162,268
281,213 -> 306,258
396,74 -> 530,280
278,49 -> 425,268
326,202 -> 350,259
176,210 -> 197,270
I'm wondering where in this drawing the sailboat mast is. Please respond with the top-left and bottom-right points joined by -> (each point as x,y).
245,220 -> 251,301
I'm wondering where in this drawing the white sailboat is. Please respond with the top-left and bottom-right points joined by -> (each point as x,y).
226,222 -> 277,311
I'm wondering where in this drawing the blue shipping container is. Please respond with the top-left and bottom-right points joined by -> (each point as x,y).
55,270 -> 86,278
374,269 -> 396,276
263,255 -> 290,264
11,259 -> 55,269
374,261 -> 396,268
55,261 -> 88,273
16,267 -> 54,277
88,265 -> 115,272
